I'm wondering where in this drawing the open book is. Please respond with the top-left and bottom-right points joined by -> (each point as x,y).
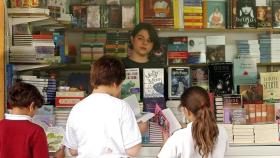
154,104 -> 182,136
123,95 -> 155,122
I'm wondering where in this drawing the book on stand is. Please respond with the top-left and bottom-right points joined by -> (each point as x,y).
168,67 -> 190,99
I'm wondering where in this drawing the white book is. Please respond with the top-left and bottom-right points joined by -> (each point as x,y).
123,95 -> 155,123
162,108 -> 182,135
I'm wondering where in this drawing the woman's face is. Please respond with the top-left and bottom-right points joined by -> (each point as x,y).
131,29 -> 154,57
242,5 -> 252,15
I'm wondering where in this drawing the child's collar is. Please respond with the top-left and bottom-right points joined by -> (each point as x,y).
5,113 -> 32,121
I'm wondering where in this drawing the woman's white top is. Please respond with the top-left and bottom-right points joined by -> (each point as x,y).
158,122 -> 228,158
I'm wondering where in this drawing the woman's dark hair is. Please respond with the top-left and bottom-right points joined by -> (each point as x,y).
180,86 -> 218,158
90,55 -> 126,89
8,82 -> 44,109
129,22 -> 160,51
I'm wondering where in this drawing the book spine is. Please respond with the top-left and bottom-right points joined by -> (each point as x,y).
266,103 -> 275,122
55,97 -> 84,107
173,0 -> 179,29
255,103 -> 262,123
261,103 -> 267,122
244,104 -> 250,124
135,0 -> 140,24
249,104 -> 256,124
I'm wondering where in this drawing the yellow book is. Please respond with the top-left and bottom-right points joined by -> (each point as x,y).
184,16 -> 203,20
173,0 -> 179,28
184,22 -> 203,26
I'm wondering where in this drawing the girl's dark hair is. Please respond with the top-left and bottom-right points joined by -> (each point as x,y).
129,22 -> 160,51
8,82 -> 44,109
180,86 -> 218,158
90,55 -> 126,89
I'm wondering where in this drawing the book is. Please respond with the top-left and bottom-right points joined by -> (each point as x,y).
143,68 -> 165,98
46,127 -> 65,152
256,0 -> 272,28
123,95 -> 155,123
87,5 -> 100,28
233,57 -> 258,88
108,5 -> 122,28
208,62 -> 234,95
191,67 -> 209,90
223,94 -> 242,124
239,84 -> 263,104
206,35 -> 226,63
206,0 -> 226,28
235,0 -> 257,28
154,104 -> 182,136
122,5 -> 135,28
168,67 -> 190,99
260,72 -> 280,103
121,68 -> 140,101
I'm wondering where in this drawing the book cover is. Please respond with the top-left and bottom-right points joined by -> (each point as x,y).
150,37 -> 169,67
121,68 -> 140,101
143,68 -> 165,98
272,0 -> 280,28
206,0 -> 226,28
168,67 -> 190,99
223,94 -> 242,124
140,0 -> 174,27
71,5 -> 87,28
143,97 -> 166,113
108,5 -> 122,28
233,57 -> 257,87
100,5 -> 109,28
206,35 -> 225,63
106,0 -> 120,5
208,62 -> 234,95
122,5 -> 135,28
191,67 -> 209,91
235,0 -> 257,28
87,5 -> 100,28
187,37 -> 206,64
256,5 -> 272,28
260,72 -> 280,103
239,84 -> 263,104
154,104 -> 182,136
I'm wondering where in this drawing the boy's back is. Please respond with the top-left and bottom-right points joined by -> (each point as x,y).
0,114 -> 49,158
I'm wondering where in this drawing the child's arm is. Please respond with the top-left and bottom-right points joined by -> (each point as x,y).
69,148 -> 78,156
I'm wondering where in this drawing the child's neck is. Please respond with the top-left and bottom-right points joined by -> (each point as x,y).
92,85 -> 116,97
11,107 -> 30,116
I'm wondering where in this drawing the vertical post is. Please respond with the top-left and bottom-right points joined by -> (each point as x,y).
0,1 -> 5,119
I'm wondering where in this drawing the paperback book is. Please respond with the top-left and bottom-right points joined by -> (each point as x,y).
168,67 -> 190,99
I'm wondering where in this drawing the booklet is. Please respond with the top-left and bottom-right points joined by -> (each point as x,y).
123,94 -> 155,122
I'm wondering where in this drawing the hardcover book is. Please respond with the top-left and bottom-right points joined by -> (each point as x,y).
208,62 -> 233,95
191,67 -> 209,90
168,67 -> 190,99
121,68 -> 140,101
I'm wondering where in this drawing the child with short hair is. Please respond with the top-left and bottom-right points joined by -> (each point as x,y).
64,55 -> 146,157
0,82 -> 49,158
158,86 -> 228,158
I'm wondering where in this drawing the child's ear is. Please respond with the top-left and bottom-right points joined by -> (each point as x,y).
29,102 -> 35,111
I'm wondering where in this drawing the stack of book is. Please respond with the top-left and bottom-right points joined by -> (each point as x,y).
54,107 -> 72,128
236,40 -> 260,63
233,125 -> 255,144
220,124 -> 233,143
259,34 -> 280,63
254,124 -> 279,144
183,0 -> 203,29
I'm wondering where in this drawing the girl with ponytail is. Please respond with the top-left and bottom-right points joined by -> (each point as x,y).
158,86 -> 228,158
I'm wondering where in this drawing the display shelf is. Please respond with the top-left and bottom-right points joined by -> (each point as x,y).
13,64 -> 91,72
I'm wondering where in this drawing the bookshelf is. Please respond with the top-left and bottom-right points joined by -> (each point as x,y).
0,0 -> 4,120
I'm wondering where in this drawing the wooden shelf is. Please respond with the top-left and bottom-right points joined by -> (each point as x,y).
257,62 -> 280,66
63,27 -> 280,33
